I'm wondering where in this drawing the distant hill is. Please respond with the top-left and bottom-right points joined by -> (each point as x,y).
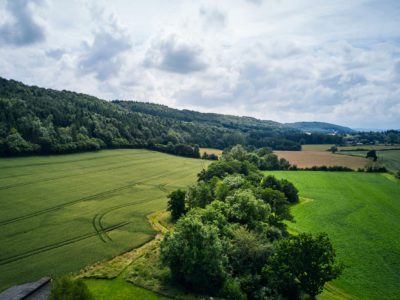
286,122 -> 355,134
0,77 -> 344,157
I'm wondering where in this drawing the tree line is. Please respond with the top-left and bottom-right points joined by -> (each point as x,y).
162,146 -> 343,299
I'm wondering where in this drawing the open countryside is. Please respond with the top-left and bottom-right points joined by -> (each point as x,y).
0,149 -> 209,291
268,171 -> 400,300
1,0 -> 399,298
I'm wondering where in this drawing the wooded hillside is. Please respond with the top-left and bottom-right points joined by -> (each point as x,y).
0,77 -> 343,157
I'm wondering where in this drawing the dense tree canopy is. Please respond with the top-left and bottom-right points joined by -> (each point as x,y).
162,146 -> 342,299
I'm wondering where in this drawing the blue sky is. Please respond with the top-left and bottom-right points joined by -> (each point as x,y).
0,0 -> 399,129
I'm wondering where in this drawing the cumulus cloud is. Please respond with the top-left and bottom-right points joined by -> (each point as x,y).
0,0 -> 399,129
77,7 -> 131,81
144,36 -> 207,74
173,38 -> 400,129
78,31 -> 131,80
46,48 -> 65,60
199,7 -> 226,28
0,0 -> 45,46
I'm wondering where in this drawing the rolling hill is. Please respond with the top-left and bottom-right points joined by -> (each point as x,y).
286,121 -> 355,133
0,77 -> 345,158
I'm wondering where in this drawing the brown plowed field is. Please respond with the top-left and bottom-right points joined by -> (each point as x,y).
274,150 -> 368,169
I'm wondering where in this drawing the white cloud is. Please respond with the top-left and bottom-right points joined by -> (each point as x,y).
144,35 -> 207,74
0,0 -> 46,46
0,0 -> 399,129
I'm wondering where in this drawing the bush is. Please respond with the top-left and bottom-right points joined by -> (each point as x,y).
364,165 -> 387,173
219,277 -> 247,300
49,277 -> 93,300
299,165 -> 353,172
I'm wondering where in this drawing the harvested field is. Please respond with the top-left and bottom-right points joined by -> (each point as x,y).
301,144 -> 400,151
200,148 -> 223,157
274,150 -> 368,169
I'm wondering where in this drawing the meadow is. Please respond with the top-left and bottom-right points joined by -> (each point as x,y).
273,150 -> 368,169
84,278 -> 168,300
0,149 -> 209,292
339,150 -> 400,173
266,171 -> 400,300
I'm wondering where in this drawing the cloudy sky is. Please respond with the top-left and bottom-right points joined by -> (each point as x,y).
0,0 -> 399,129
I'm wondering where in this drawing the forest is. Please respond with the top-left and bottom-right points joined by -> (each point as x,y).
0,77 -> 343,157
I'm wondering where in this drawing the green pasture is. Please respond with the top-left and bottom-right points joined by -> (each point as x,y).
0,149 -> 208,292
339,150 -> 400,173
266,171 -> 400,300
84,278 -> 168,300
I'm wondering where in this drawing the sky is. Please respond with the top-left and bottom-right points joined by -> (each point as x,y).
0,0 -> 399,129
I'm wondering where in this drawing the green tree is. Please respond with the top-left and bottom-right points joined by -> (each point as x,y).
6,132 -> 39,154
160,214 -> 228,293
225,190 -> 271,229
186,181 -> 214,209
366,150 -> 378,162
255,187 -> 292,222
329,145 -> 338,153
167,189 -> 186,221
218,277 -> 247,300
264,233 -> 343,299
228,226 -> 272,276
279,179 -> 299,203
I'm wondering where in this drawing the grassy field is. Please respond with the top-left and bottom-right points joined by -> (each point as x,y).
266,171 -> 400,300
302,144 -> 400,151
301,144 -> 335,151
85,278 -> 168,300
0,149 -> 209,292
200,147 -> 223,157
274,150 -> 368,169
339,150 -> 400,173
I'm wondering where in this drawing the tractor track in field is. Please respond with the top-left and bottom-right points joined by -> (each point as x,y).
0,221 -> 131,266
0,157 -> 167,191
92,197 -> 160,242
1,197 -> 163,264
0,152 -> 152,170
0,173 -> 34,180
0,183 -> 139,226
0,167 -> 186,227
